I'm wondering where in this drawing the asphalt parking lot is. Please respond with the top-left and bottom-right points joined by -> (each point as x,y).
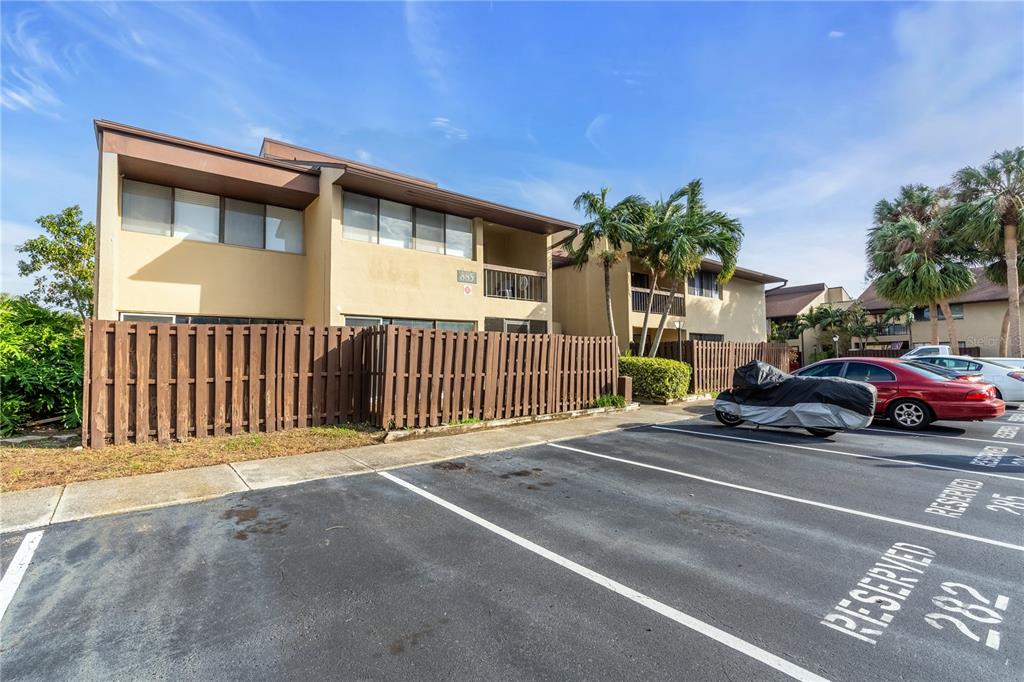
2,409 -> 1022,681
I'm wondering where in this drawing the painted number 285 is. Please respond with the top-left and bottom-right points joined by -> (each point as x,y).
925,582 -> 1009,650
987,493 -> 1024,516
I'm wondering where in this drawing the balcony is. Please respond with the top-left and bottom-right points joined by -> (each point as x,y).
484,264 -> 546,302
870,323 -> 910,336
631,287 -> 684,317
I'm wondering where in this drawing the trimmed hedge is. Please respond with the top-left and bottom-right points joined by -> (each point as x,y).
619,356 -> 692,402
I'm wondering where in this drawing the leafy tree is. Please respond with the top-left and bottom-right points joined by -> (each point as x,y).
865,184 -> 973,349
881,303 -> 916,348
948,148 -> 1024,356
0,295 -> 84,435
649,179 -> 743,352
16,205 -> 95,320
556,189 -> 643,338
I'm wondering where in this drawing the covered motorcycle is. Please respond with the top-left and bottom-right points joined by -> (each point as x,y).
713,361 -> 877,436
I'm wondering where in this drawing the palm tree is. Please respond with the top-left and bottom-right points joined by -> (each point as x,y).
630,188 -> 690,356
882,303 -> 915,349
843,302 -> 873,351
948,148 -> 1024,356
649,179 -> 743,352
865,184 -> 974,349
556,188 -> 643,338
980,254 -> 1024,355
806,304 -> 847,356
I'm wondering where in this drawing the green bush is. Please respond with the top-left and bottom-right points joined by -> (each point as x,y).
0,295 -> 84,436
592,393 -> 626,409
619,356 -> 692,402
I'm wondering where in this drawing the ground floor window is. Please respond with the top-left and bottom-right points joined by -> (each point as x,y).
343,315 -> 476,331
690,333 -> 725,342
483,317 -> 548,334
118,312 -> 301,324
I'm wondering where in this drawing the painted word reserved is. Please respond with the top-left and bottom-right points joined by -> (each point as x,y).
925,478 -> 983,518
821,542 -> 936,645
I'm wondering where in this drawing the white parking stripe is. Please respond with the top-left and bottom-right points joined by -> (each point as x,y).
862,427 -> 1024,449
548,442 -> 1024,552
0,531 -> 43,623
652,425 -> 1024,482
380,471 -> 830,682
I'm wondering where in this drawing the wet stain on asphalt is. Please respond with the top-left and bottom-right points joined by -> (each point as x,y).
431,461 -> 469,471
222,505 -> 289,540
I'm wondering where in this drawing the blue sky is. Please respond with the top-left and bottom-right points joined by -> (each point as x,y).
2,1 -> 1022,298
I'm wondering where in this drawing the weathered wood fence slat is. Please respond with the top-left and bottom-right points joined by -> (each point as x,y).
82,322 -> 618,447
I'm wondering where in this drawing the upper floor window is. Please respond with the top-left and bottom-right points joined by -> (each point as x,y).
687,269 -> 721,298
914,304 -> 964,321
342,191 -> 473,259
121,179 -> 303,254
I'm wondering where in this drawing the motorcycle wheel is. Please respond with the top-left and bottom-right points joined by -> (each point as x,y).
806,427 -> 837,437
715,410 -> 744,427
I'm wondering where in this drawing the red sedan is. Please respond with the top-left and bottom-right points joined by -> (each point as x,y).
795,357 -> 1004,429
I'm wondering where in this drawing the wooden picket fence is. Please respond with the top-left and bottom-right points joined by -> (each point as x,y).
378,326 -> 617,430
681,340 -> 789,393
81,321 -> 618,446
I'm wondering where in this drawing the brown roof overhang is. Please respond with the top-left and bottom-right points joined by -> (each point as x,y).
95,120 -> 320,210
262,138 -> 577,235
700,258 -> 786,284
765,283 -> 827,318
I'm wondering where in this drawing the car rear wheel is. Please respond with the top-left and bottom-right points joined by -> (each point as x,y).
715,410 -> 744,427
888,399 -> 931,430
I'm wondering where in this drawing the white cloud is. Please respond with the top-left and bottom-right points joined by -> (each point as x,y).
356,149 -> 374,163
584,114 -> 610,152
405,2 -> 448,93
248,125 -> 288,144
828,30 -> 845,39
713,1 -> 1022,295
0,10 -> 81,115
430,117 -> 469,141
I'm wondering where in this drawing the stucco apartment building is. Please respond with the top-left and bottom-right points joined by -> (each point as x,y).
552,249 -> 784,353
856,267 -> 1009,355
765,283 -> 853,361
93,121 -> 569,332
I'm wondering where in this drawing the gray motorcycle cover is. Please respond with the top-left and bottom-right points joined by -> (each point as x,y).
714,361 -> 877,430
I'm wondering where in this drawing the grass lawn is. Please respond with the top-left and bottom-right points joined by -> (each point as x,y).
0,425 -> 385,492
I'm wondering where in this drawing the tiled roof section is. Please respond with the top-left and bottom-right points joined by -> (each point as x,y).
857,267 -> 1008,311
765,283 -> 827,319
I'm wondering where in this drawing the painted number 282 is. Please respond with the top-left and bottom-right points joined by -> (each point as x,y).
925,582 -> 1009,650
987,493 -> 1024,516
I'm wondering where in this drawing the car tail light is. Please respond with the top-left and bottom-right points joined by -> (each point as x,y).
965,390 -> 991,401
958,374 -> 983,382
1010,371 -> 1024,382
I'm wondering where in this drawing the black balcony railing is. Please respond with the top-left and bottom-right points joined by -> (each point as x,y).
631,287 -> 684,316
484,265 -> 546,302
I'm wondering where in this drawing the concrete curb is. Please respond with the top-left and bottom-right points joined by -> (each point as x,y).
0,403 -> 703,533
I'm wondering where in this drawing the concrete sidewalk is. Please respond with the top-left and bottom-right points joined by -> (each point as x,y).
1,403 -> 709,533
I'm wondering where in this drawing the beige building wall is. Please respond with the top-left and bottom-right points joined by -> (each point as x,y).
96,169 -> 307,321
684,277 -> 768,342
114,232 -> 306,320
870,300 -> 1006,356
96,166 -> 554,329
551,255 -> 631,345
553,249 -> 769,352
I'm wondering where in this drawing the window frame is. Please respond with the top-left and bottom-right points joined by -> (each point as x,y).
800,362 -> 845,378
842,361 -> 897,383
341,191 -> 474,259
119,177 -> 303,254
